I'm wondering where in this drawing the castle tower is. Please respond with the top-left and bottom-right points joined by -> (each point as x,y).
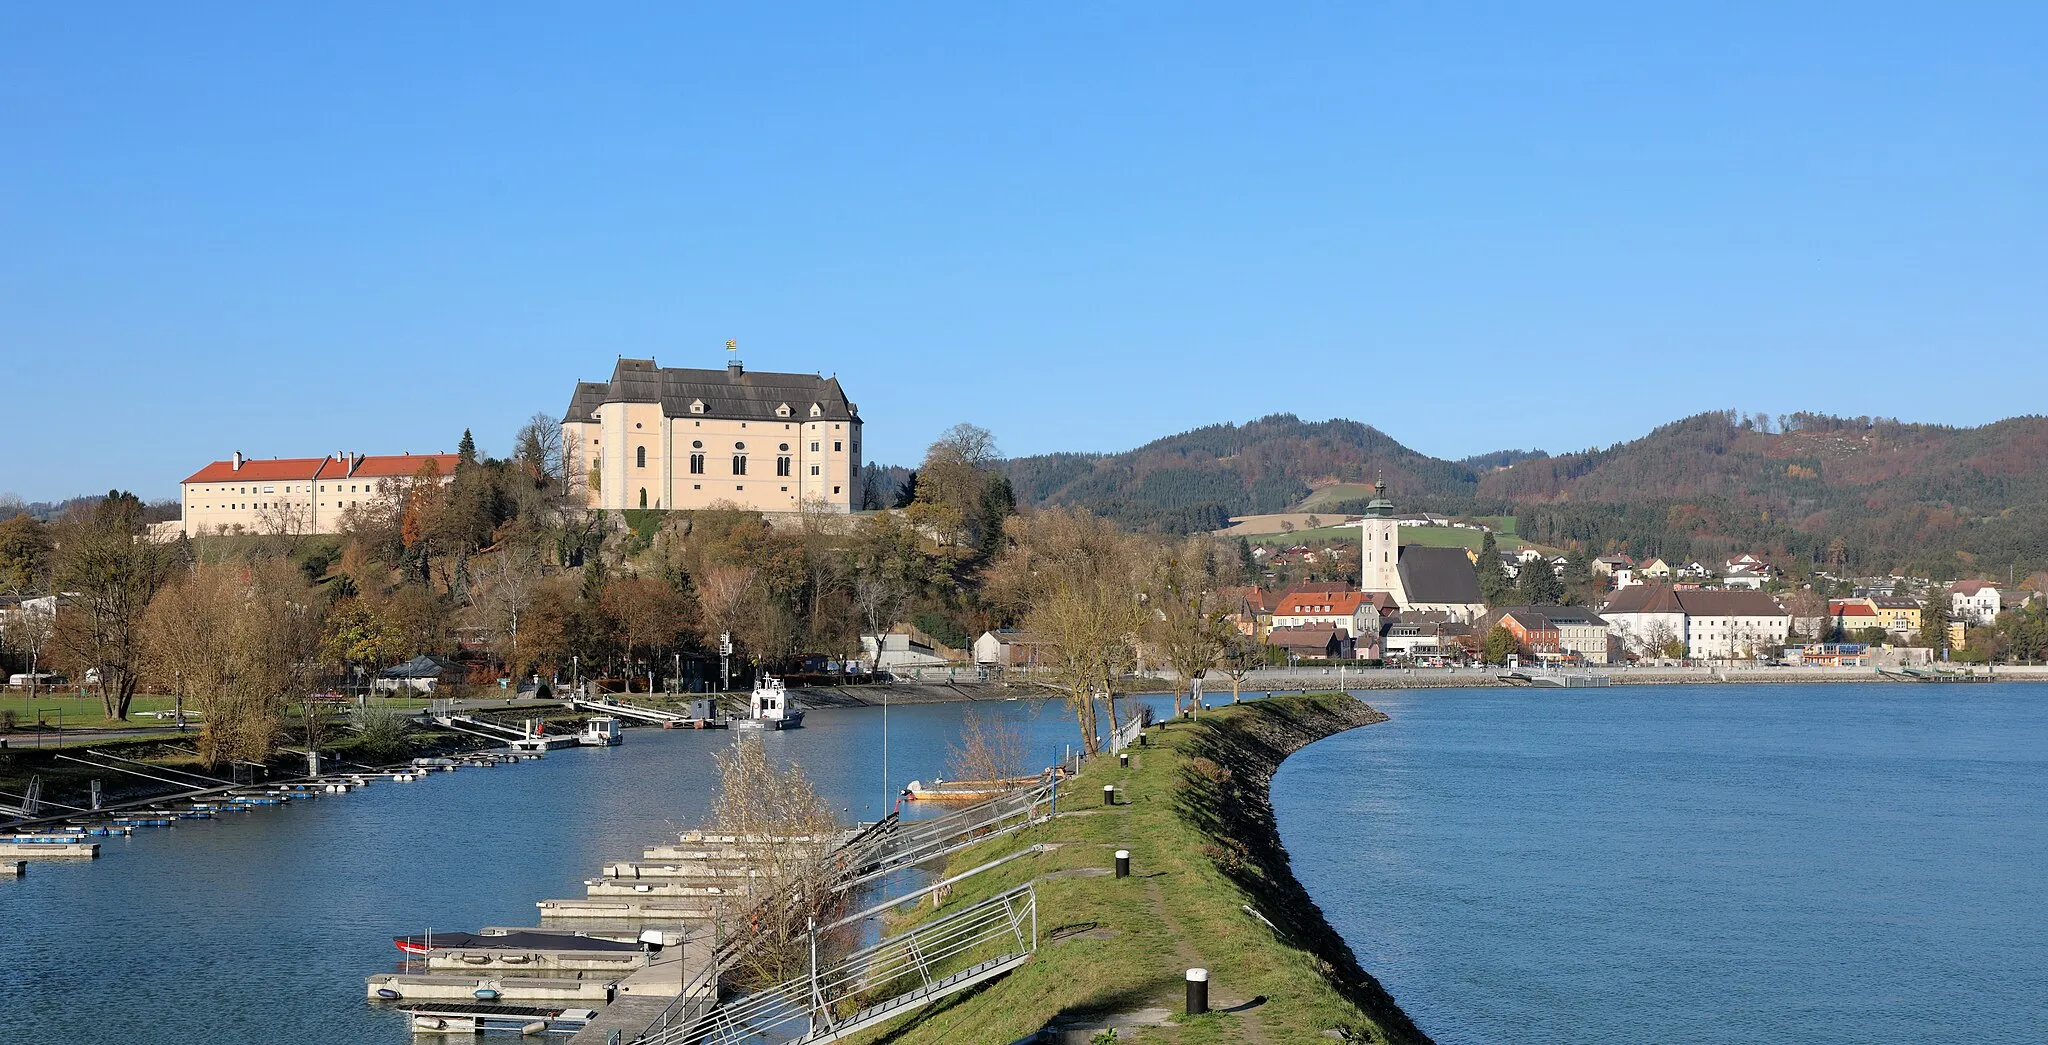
1360,478 -> 1401,595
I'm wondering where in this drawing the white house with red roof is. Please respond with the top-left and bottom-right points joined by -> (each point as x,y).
179,450 -> 461,537
1269,589 -> 1377,639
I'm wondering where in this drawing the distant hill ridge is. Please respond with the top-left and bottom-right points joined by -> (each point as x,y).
997,410 -> 2048,577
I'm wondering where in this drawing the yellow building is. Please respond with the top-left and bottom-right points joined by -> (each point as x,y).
1871,597 -> 1922,634
562,356 -> 863,514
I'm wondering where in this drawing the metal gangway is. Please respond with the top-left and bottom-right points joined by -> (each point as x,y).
570,695 -> 698,726
432,714 -> 536,742
640,883 -> 1038,1045
835,778 -> 1057,892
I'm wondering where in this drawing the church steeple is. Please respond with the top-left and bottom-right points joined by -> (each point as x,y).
1360,475 -> 1402,597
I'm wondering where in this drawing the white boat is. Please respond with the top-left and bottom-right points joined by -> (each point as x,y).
734,676 -> 804,730
577,716 -> 623,746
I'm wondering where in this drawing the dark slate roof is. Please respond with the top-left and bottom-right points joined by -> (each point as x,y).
379,654 -> 464,679
564,358 -> 858,424
1602,584 -> 1686,615
1396,545 -> 1484,605
564,381 -> 608,423
1672,590 -> 1787,617
1539,606 -> 1608,627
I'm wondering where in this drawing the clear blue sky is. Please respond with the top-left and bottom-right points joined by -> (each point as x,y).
4,4 -> 2043,501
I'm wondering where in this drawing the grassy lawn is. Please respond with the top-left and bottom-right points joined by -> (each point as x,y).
0,692 -> 432,734
846,693 -> 1423,1045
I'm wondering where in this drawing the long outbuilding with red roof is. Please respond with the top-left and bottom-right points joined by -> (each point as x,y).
179,450 -> 460,537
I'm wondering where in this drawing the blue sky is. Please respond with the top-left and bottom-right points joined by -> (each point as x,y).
4,4 -> 2043,500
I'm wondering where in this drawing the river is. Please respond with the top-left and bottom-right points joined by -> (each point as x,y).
1273,683 -> 2048,1044
1,695 -> 1170,1044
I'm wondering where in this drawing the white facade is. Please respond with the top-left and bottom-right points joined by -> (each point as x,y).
1684,612 -> 1790,659
1951,586 -> 2001,626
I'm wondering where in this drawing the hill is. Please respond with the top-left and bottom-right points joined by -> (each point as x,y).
999,410 -> 2048,579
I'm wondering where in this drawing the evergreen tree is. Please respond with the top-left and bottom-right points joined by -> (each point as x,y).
1475,531 -> 1513,605
1238,536 -> 1257,578
458,429 -> 478,467
893,470 -> 919,509
1517,553 -> 1564,605
974,476 -> 1017,562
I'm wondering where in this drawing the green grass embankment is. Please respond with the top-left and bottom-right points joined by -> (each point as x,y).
852,692 -> 1428,1045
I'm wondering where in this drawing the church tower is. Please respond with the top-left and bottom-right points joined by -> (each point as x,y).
1360,478 -> 1402,597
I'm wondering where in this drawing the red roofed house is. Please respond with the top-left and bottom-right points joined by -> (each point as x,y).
1826,599 -> 1883,636
180,450 -> 462,537
1269,589 -> 1376,640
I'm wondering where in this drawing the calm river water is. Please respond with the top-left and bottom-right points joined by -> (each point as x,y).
1273,683 -> 2048,1044
1,695 -> 1170,1044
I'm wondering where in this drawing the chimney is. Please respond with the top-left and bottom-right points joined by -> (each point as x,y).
232,451 -> 244,471
728,359 -> 744,379
347,453 -> 361,476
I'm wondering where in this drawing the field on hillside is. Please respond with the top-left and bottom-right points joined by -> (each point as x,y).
1243,524 -> 1529,551
1297,483 -> 1378,511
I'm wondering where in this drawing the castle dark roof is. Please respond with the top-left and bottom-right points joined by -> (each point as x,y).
1396,545 -> 1484,606
564,358 -> 858,424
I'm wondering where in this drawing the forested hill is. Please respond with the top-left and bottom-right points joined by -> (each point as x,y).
998,410 -> 2048,579
999,414 -> 1532,533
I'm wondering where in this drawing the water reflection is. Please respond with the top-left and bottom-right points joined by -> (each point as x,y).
1,694 -> 1174,1045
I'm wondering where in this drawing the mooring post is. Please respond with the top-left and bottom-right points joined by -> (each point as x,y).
1102,785 -> 1114,807
1138,732 -> 1147,746
1114,849 -> 1129,878
1186,968 -> 1209,1015
1118,752 -> 1129,769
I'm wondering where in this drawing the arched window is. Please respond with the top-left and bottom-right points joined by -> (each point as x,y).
636,446 -> 646,468
639,488 -> 648,508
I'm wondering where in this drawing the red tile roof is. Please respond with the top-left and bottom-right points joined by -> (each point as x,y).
183,453 -> 459,485
1272,591 -> 1368,617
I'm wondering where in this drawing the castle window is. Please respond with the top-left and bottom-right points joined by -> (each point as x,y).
810,442 -> 820,452
735,442 -> 745,450
776,456 -> 791,477
778,443 -> 788,451
834,441 -> 842,452
692,440 -> 702,449
639,488 -> 648,508
732,455 -> 747,476
810,465 -> 820,476
636,446 -> 646,468
689,454 -> 705,474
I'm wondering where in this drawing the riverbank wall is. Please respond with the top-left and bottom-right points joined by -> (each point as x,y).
1232,664 -> 2048,691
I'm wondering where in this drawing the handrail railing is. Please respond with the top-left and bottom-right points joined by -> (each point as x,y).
639,883 -> 1037,1045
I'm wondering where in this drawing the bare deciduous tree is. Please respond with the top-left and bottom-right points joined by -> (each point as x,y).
707,735 -> 844,986
946,708 -> 1028,786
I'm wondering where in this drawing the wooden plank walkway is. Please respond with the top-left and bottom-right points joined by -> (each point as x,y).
564,995 -> 675,1045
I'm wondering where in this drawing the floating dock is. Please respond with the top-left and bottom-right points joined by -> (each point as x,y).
3,860 -> 22,877
0,838 -> 100,859
395,1002 -> 596,1035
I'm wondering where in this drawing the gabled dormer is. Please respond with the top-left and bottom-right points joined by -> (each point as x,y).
809,403 -> 823,418
689,399 -> 706,414
775,403 -> 792,418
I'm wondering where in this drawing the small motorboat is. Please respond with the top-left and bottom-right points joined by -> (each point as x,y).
474,988 -> 500,1001
733,676 -> 804,730
375,987 -> 402,1000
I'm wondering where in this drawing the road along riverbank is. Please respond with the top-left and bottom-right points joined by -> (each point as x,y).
840,692 -> 1428,1045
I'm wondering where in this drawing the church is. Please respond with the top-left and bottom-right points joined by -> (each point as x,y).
562,353 -> 863,514
1356,480 -> 1489,621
